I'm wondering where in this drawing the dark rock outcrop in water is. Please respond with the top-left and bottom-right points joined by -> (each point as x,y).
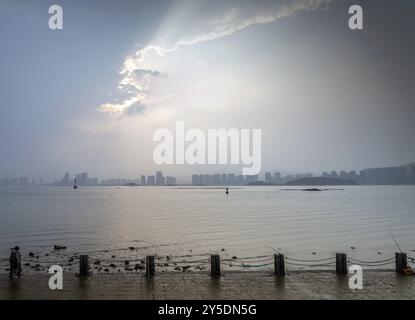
285,177 -> 357,186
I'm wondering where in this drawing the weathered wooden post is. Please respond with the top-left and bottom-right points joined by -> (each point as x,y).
146,255 -> 155,278
274,254 -> 285,276
211,254 -> 221,276
395,252 -> 407,274
336,253 -> 347,274
79,255 -> 89,276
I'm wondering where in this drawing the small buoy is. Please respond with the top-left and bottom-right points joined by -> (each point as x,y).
225,187 -> 229,194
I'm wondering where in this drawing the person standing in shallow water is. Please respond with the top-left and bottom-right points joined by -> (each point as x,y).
9,246 -> 22,279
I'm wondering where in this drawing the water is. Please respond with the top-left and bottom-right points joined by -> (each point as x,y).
0,185 -> 414,269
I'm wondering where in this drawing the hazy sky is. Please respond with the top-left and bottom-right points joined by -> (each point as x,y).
0,0 -> 414,180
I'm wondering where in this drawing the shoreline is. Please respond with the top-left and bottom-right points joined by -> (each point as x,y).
1,270 -> 414,300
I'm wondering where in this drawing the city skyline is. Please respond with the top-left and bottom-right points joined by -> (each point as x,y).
1,160 -> 414,186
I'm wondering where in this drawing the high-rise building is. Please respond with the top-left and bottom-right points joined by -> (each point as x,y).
227,174 -> 236,186
61,172 -> 70,185
213,174 -> 220,186
156,171 -> 165,186
199,175 -> 205,185
265,172 -> 273,184
192,174 -> 200,185
76,172 -> 88,185
147,175 -> 156,185
204,175 -> 213,186
274,172 -> 281,184
221,174 -> 228,186
19,177 -> 29,185
236,175 -> 245,185
166,176 -> 176,185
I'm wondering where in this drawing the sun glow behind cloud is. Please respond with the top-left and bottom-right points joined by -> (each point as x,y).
97,0 -> 333,118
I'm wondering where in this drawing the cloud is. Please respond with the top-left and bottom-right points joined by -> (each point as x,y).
97,95 -> 146,116
99,0 -> 333,117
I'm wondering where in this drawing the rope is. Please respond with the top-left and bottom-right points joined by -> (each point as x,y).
157,258 -> 210,264
347,257 -> 394,264
285,261 -> 336,267
347,260 -> 394,267
222,257 -> 273,263
285,256 -> 335,263
222,262 -> 274,268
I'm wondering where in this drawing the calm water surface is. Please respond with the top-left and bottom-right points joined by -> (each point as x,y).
0,185 -> 414,266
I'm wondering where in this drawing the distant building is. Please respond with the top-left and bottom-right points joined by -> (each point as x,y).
141,175 -> 146,186
199,175 -> 205,185
147,175 -> 156,186
245,175 -> 259,184
360,166 -> 407,185
221,174 -> 228,186
213,174 -> 220,186
274,172 -> 281,184
76,172 -> 88,186
19,177 -> 29,185
166,176 -> 176,185
265,172 -> 273,184
227,174 -> 236,186
192,174 -> 200,185
156,171 -> 165,186
236,175 -> 245,185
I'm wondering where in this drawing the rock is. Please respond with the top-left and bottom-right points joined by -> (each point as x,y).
29,252 -> 35,257
128,246 -> 135,250
221,248 -> 225,251
134,264 -> 144,271
166,256 -> 171,260
312,252 -> 316,255
111,255 -> 116,259
110,264 -> 116,268
54,245 -> 66,250
24,263 -> 30,266
350,246 -> 356,250
104,268 -> 109,272
377,252 -> 382,255
93,260 -> 101,265
164,263 -> 169,267
124,260 -> 129,265
232,256 -> 237,260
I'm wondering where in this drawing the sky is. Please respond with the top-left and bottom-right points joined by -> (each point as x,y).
0,0 -> 414,181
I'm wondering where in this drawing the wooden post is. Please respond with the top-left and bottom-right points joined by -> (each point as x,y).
79,255 -> 89,276
146,255 -> 155,278
274,254 -> 285,276
336,253 -> 347,274
211,254 -> 220,276
395,252 -> 407,274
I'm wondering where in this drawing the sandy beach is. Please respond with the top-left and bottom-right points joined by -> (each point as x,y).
1,270 -> 414,300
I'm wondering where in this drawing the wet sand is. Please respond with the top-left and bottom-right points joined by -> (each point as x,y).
1,270 -> 414,300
